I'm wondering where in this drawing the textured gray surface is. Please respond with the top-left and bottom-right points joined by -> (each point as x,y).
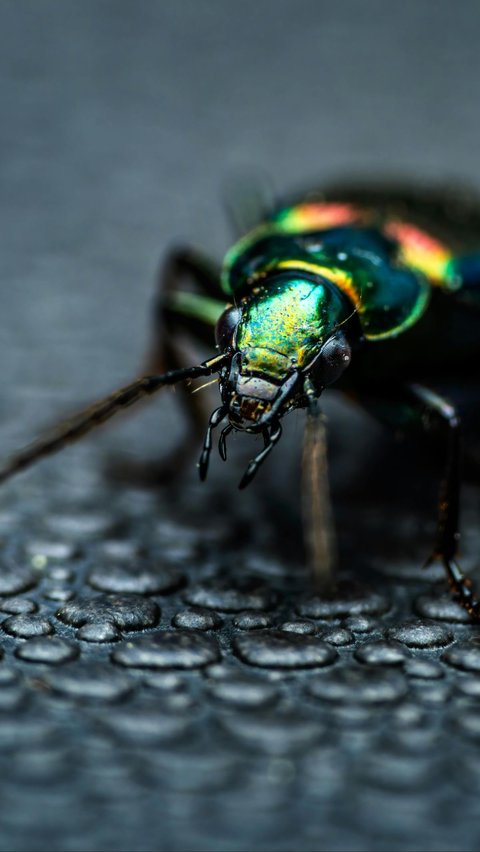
2,2 -> 480,851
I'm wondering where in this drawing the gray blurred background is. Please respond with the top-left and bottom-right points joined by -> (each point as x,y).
2,0 -> 480,430
2,3 -> 480,851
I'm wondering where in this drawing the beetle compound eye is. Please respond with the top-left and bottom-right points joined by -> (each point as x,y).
309,332 -> 352,389
320,332 -> 352,385
215,306 -> 241,350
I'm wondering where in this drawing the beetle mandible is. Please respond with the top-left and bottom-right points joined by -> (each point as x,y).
2,180 -> 480,618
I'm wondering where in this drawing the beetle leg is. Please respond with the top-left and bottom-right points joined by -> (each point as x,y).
238,422 -> 282,490
407,384 -> 480,615
302,403 -> 337,596
111,246 -> 227,485
218,424 -> 233,461
409,385 -> 462,566
198,405 -> 227,481
0,355 -> 227,486
359,383 -> 480,618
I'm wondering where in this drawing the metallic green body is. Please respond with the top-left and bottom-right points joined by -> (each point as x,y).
167,192 -> 480,393
156,186 -> 480,620
2,185 -> 480,619
222,224 -> 431,342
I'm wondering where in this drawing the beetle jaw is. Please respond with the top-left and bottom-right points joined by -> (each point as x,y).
220,367 -> 306,433
225,375 -> 279,432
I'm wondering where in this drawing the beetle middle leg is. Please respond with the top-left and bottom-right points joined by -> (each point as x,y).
360,383 -> 480,617
111,246 -> 227,485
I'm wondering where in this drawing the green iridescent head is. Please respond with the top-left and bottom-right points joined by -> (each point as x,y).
215,270 -> 354,435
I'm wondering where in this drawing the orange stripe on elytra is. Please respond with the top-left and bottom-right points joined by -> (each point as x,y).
276,260 -> 362,311
385,220 -> 452,284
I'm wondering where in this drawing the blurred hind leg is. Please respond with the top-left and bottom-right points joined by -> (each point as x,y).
111,247 -> 227,485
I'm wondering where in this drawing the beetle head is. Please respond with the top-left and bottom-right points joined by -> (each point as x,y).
215,270 -> 351,440
215,302 -> 352,433
200,296 -> 353,487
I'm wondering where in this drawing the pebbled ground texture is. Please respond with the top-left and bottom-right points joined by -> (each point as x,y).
1,459 -> 480,852
2,2 -> 480,851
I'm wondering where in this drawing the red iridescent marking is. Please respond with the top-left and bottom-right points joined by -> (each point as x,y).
275,202 -> 362,232
385,221 -> 453,285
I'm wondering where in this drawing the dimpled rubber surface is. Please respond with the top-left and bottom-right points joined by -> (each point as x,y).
3,2 -> 480,851
4,471 -> 480,852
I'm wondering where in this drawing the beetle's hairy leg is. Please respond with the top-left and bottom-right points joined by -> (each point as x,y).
435,558 -> 480,618
362,382 -> 480,620
0,355 -> 226,486
409,384 -> 480,618
302,403 -> 337,596
416,387 -> 462,568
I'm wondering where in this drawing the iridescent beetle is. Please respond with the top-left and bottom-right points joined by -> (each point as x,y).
1,181 -> 480,617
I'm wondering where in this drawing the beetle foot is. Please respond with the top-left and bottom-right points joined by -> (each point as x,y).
447,566 -> 480,619
427,552 -> 480,620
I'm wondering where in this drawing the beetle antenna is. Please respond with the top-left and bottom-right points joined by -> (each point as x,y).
218,423 -> 233,461
238,422 -> 282,490
198,405 -> 228,481
0,353 -> 228,485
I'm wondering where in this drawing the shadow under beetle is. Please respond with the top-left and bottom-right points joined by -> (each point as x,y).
2,179 -> 480,618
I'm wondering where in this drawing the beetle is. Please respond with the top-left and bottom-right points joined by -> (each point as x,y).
1,179 -> 480,617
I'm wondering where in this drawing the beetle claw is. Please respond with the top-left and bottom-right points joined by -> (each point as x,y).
238,422 -> 282,490
198,405 -> 227,482
198,450 -> 210,481
218,424 -> 232,462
